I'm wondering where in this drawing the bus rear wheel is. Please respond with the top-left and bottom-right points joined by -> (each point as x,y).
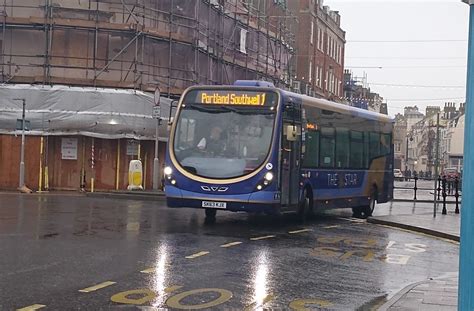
205,208 -> 217,219
353,188 -> 377,219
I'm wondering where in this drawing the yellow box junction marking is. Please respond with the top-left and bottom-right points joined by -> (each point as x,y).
220,241 -> 243,248
79,281 -> 116,293
185,251 -> 210,259
250,235 -> 276,241
16,305 -> 46,311
288,229 -> 312,234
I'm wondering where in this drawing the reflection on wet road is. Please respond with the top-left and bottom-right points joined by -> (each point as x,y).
0,194 -> 459,310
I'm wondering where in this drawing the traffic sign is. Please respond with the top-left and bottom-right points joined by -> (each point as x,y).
16,119 -> 31,131
152,106 -> 161,119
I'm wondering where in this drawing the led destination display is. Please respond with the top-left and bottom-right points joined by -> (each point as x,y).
185,90 -> 276,106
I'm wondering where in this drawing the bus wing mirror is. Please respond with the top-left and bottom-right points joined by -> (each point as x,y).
286,125 -> 297,141
167,117 -> 174,131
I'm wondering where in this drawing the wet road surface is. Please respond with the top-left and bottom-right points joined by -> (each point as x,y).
0,194 -> 459,310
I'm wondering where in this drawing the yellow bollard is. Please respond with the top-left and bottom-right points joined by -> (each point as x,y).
91,178 -> 95,193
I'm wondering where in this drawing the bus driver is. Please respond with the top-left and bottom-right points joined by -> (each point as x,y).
197,126 -> 227,155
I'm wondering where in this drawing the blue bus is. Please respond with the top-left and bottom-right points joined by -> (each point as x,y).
164,81 -> 394,219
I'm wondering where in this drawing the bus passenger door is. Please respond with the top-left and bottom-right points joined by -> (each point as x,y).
281,104 -> 301,207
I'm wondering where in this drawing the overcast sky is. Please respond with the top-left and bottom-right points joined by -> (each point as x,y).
324,0 -> 469,116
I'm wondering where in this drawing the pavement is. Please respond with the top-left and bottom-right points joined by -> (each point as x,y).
370,203 -> 460,310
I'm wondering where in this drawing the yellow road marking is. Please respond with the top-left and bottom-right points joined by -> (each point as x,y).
79,281 -> 116,293
185,251 -> 210,259
111,288 -> 156,305
250,235 -> 276,241
166,288 -> 233,309
244,294 -> 275,311
323,225 -> 340,229
288,229 -> 312,234
220,241 -> 243,248
165,285 -> 183,293
111,286 -> 182,305
289,298 -> 333,310
140,267 -> 156,274
16,305 -> 46,311
140,263 -> 172,273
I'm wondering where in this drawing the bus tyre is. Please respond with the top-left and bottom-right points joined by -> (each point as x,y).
298,188 -> 313,221
205,208 -> 217,219
353,188 -> 377,219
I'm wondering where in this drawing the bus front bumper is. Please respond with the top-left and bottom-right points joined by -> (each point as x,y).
165,186 -> 280,214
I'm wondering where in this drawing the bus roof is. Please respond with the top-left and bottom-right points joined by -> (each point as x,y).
280,89 -> 394,123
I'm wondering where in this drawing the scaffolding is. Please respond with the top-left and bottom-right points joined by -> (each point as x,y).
0,0 -> 296,97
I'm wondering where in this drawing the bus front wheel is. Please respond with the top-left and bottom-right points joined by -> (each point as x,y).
298,188 -> 313,221
205,208 -> 217,219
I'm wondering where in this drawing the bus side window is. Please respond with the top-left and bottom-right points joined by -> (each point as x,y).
350,131 -> 364,169
369,132 -> 380,161
303,127 -> 320,168
336,129 -> 350,168
320,128 -> 335,168
381,133 -> 392,155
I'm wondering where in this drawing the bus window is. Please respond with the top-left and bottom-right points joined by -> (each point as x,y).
381,133 -> 392,155
369,132 -> 380,160
350,131 -> 364,169
176,117 -> 197,150
303,128 -> 320,168
336,129 -> 350,168
320,128 -> 335,168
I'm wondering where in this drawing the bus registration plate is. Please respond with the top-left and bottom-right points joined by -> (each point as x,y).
202,201 -> 226,209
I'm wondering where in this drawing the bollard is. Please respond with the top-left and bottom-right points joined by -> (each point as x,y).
413,175 -> 418,201
437,175 -> 442,201
455,176 -> 460,214
442,175 -> 447,215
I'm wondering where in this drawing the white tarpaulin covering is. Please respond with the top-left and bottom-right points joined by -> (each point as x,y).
0,84 -> 176,140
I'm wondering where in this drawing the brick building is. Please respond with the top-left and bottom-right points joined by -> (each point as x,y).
0,0 -> 296,191
288,0 -> 345,99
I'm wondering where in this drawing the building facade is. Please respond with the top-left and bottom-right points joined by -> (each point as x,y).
0,0 -> 296,191
288,0 -> 345,99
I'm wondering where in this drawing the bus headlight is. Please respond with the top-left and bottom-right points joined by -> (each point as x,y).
264,172 -> 274,182
256,172 -> 274,191
164,166 -> 173,176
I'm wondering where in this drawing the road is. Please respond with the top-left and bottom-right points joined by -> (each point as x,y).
0,193 -> 459,310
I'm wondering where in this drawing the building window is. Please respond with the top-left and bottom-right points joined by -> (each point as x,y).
310,20 -> 314,45
309,61 -> 313,82
395,142 -> 401,152
239,28 -> 248,54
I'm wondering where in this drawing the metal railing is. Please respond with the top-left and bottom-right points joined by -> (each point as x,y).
394,175 -> 461,214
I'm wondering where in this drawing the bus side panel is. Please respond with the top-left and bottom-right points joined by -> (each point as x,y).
365,156 -> 391,203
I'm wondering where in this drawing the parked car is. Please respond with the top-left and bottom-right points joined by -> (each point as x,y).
393,169 -> 404,181
442,167 -> 460,181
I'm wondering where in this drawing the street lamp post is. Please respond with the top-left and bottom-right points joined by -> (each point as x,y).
405,135 -> 413,180
13,98 -> 26,188
460,1 -> 474,309
153,88 -> 161,190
